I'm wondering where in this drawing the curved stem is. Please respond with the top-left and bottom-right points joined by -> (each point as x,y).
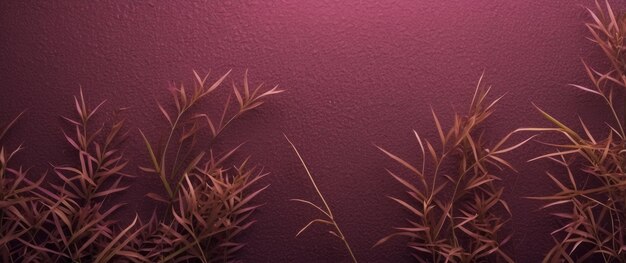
285,135 -> 358,263
160,114 -> 182,199
285,136 -> 334,219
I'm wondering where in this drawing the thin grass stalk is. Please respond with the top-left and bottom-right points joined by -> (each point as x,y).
285,134 -> 358,263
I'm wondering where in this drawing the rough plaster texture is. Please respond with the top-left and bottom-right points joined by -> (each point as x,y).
1,0 -> 625,262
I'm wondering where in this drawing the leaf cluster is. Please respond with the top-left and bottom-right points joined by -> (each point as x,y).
0,91 -> 141,262
376,76 -> 532,263
0,69 -> 281,262
530,1 -> 626,262
136,70 -> 282,262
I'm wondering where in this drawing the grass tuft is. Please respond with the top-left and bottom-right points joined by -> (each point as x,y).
529,1 -> 626,262
376,75 -> 531,263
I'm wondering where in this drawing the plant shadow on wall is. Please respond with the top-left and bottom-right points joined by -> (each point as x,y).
373,75 -> 534,263
0,70 -> 282,262
528,1 -> 626,262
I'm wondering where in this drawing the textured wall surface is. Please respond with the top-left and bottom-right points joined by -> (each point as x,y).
1,0 -> 624,262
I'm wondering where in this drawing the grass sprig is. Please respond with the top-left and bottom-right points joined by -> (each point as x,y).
285,134 -> 358,263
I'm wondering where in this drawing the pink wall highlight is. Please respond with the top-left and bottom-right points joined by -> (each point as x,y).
1,0 -> 623,261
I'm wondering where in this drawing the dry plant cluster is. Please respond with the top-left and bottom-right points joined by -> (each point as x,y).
373,77 -> 532,263
3,1 -> 626,262
527,1 -> 626,262
0,70 -> 282,262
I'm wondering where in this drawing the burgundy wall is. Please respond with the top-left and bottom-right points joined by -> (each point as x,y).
1,0 -> 624,262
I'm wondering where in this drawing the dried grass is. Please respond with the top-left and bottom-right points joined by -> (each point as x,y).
285,135 -> 358,263
375,76 -> 532,263
529,1 -> 626,262
138,70 -> 282,262
0,69 -> 281,262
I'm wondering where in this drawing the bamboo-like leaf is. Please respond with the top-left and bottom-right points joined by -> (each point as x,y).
431,107 -> 446,145
0,110 -> 25,141
193,69 -> 210,87
388,196 -> 424,217
139,129 -> 160,172
291,198 -> 331,218
94,215 -> 145,262
528,149 -> 582,162
570,84 -> 602,96
373,232 -> 421,248
533,103 -> 583,142
386,169 -> 425,201
377,146 -> 423,177
491,135 -> 536,154
295,219 -> 334,237
157,102 -> 173,127
205,69 -> 232,95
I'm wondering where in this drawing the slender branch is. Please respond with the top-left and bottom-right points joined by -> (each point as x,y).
285,134 -> 358,263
